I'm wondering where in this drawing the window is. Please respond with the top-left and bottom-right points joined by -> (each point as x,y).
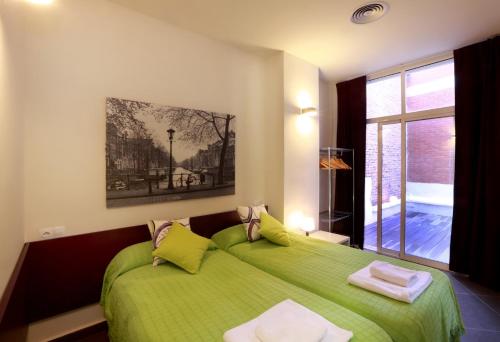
367,73 -> 401,119
405,59 -> 455,113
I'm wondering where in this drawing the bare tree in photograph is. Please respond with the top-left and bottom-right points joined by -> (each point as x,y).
154,108 -> 235,185
106,98 -> 150,135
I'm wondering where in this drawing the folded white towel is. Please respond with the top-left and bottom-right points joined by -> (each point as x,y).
223,299 -> 353,342
348,261 -> 432,303
255,301 -> 326,342
369,260 -> 419,287
223,318 -> 260,342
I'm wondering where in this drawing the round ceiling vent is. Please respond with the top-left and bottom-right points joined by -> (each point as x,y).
351,2 -> 390,24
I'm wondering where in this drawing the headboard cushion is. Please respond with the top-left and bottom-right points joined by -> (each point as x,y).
190,210 -> 242,238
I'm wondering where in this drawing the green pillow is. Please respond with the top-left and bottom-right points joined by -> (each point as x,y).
211,224 -> 247,250
152,222 -> 211,274
259,212 -> 290,246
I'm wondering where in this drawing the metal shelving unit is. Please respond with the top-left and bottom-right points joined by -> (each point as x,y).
319,147 -> 355,244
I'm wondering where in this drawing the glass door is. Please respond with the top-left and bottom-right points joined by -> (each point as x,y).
368,117 -> 454,267
404,117 -> 455,265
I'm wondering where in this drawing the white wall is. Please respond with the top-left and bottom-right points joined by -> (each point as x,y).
319,80 -> 337,212
4,0 -> 274,241
0,4 -> 24,293
328,82 -> 338,148
319,78 -> 335,148
406,182 -> 454,206
319,78 -> 335,213
263,52 -> 285,221
282,53 -> 319,229
0,0 -> 325,244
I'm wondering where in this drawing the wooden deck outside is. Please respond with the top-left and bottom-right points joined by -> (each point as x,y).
364,204 -> 452,264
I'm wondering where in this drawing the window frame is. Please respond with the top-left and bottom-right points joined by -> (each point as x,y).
365,51 -> 455,270
367,51 -> 455,125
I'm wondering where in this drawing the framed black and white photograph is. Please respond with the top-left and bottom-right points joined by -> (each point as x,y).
105,97 -> 235,208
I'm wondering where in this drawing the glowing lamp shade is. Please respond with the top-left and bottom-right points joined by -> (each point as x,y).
27,0 -> 53,4
302,217 -> 315,235
287,211 -> 304,230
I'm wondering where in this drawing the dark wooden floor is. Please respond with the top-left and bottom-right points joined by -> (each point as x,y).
364,208 -> 452,263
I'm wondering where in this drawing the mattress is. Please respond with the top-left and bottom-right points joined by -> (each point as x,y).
101,241 -> 391,342
226,232 -> 465,342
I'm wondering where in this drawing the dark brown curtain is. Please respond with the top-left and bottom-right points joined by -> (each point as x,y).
335,76 -> 367,248
450,36 -> 500,290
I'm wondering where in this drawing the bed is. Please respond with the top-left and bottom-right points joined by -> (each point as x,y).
223,230 -> 465,342
101,241 -> 392,342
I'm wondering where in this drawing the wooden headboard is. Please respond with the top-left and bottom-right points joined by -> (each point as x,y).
0,208 -> 243,340
190,209 -> 242,238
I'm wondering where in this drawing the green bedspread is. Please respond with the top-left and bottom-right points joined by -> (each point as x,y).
101,241 -> 391,342
226,233 -> 465,342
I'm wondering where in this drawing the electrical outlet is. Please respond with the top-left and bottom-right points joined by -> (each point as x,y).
40,226 -> 66,239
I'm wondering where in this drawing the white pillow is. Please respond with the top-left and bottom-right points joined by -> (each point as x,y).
147,220 -> 165,238
147,217 -> 191,238
237,205 -> 268,242
148,217 -> 190,266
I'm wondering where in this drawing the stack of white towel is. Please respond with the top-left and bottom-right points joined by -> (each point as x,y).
347,260 -> 433,303
223,299 -> 353,342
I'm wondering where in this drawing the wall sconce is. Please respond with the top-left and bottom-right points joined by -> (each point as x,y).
300,107 -> 317,117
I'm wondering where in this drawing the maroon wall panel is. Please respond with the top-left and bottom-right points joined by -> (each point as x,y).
0,244 -> 29,342
0,208 -> 246,330
25,225 -> 150,322
190,210 -> 242,238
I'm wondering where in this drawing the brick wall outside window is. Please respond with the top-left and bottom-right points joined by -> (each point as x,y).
407,117 -> 455,184
365,117 -> 455,206
365,123 -> 401,206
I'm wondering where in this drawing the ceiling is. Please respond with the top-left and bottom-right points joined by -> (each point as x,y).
111,0 -> 500,82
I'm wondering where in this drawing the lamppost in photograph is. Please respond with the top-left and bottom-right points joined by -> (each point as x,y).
167,128 -> 175,190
